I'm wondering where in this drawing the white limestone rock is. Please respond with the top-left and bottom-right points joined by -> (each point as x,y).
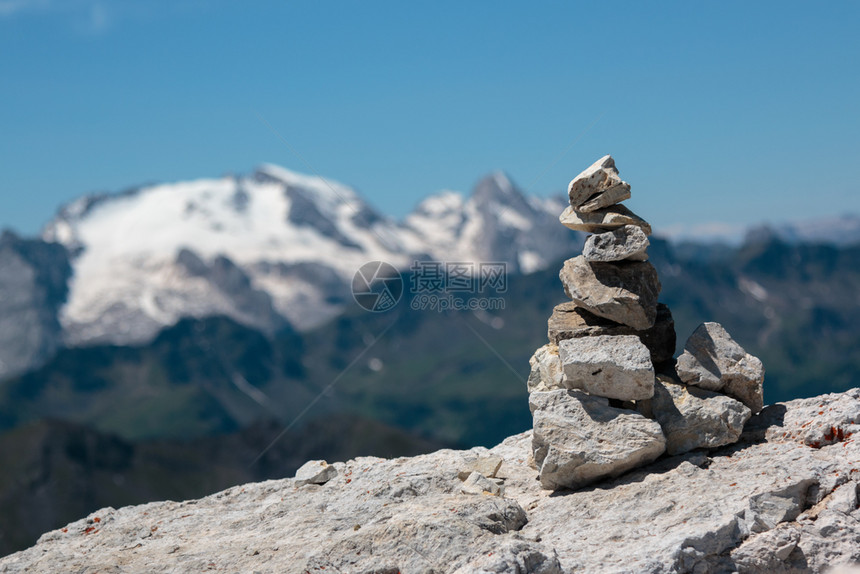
730,524 -> 802,572
526,344 -> 564,393
558,335 -> 655,401
641,374 -> 752,455
529,389 -> 666,490
676,322 -> 765,413
293,459 -> 338,486
460,471 -> 502,496
567,155 -> 629,209
583,224 -> 650,262
458,454 -> 504,480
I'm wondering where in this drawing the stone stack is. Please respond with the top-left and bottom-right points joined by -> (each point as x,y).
527,155 -> 766,491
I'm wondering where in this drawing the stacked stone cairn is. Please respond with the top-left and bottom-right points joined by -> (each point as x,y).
527,155 -> 766,490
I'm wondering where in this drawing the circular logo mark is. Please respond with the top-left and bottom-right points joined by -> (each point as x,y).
352,261 -> 403,312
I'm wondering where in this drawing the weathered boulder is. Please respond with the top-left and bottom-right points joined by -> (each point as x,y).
529,389 -> 666,490
640,374 -> 752,455
558,335 -> 655,401
559,204 -> 652,235
294,460 -> 338,486
559,256 -> 661,330
548,301 -> 676,364
527,344 -> 564,393
567,155 -> 628,208
676,322 -> 765,413
583,224 -> 650,262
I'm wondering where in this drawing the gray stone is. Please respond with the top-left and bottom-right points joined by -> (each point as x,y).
729,524 -> 802,572
826,481 -> 859,513
743,478 -> 817,534
567,155 -> 628,208
452,540 -> 563,574
583,224 -> 650,262
578,183 -> 632,213
5,390 -> 860,574
458,455 -> 504,480
527,344 -> 564,393
529,389 -> 666,490
559,204 -> 652,235
559,256 -> 661,330
642,374 -> 752,455
676,322 -> 765,413
558,335 -> 655,401
293,459 -> 338,486
548,301 -> 676,364
460,471 -> 502,496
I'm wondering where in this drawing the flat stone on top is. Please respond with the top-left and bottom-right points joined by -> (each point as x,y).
568,155 -> 627,208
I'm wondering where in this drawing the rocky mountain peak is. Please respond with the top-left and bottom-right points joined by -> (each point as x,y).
470,170 -> 532,214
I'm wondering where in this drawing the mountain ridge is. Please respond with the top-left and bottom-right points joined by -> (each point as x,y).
37,165 -> 582,350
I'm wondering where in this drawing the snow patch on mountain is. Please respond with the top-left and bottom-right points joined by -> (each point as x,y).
42,166 -> 583,347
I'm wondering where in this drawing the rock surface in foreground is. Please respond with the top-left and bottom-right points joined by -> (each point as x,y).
3,390 -> 860,574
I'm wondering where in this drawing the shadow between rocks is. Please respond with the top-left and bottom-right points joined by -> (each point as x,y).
545,450 -> 710,498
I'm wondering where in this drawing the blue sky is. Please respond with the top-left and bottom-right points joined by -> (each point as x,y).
1,1 -> 858,236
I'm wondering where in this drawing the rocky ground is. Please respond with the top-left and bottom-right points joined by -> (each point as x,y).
1,389 -> 859,574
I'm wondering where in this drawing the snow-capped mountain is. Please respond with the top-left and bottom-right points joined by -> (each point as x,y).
41,165 -> 582,347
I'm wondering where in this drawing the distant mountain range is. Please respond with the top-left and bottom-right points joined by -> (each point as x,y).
660,214 -> 860,246
1,166 -> 585,380
42,167 -> 577,341
1,165 -> 859,384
